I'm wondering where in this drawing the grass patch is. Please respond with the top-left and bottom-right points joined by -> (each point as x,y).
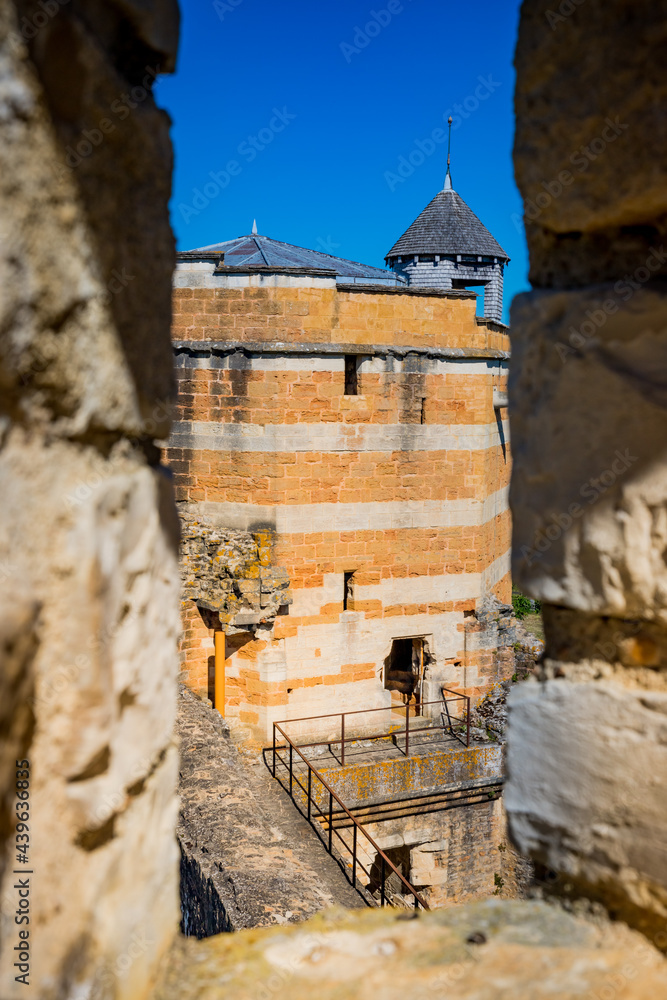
521,612 -> 544,642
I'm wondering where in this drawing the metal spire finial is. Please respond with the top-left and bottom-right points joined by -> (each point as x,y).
444,116 -> 453,191
252,219 -> 258,234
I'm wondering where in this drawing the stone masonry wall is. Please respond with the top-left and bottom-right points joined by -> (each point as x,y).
506,0 -> 667,949
0,2 -> 181,998
168,278 -> 512,737
360,796 -> 505,908
171,279 -> 509,352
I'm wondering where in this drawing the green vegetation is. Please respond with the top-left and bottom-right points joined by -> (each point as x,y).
512,586 -> 541,620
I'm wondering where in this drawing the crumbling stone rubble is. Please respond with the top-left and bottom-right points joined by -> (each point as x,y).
180,513 -> 291,628
467,621 -> 541,742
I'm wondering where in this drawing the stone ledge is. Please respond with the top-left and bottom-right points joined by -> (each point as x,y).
154,898 -> 667,1000
335,283 -> 474,298
172,341 -> 510,360
509,284 -> 667,618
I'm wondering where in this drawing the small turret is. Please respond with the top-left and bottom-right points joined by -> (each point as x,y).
385,121 -> 509,321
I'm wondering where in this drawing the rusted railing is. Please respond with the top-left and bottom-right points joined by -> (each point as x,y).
272,722 -> 429,911
441,687 -> 471,748
273,689 -> 472,767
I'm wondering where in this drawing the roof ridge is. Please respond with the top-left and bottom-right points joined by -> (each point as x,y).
254,236 -> 269,266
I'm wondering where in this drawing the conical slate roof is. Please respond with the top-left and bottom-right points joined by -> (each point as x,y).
184,233 -> 397,281
385,185 -> 509,262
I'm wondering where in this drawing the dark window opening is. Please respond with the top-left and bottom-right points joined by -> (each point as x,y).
384,637 -> 425,714
344,355 -> 358,395
369,844 -> 412,900
420,397 -> 427,424
343,571 -> 354,611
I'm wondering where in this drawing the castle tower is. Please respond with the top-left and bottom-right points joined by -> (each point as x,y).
168,225 -> 511,740
385,170 -> 510,322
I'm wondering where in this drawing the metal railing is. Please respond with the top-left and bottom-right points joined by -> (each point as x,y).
273,688 -> 472,765
441,687 -> 471,748
272,724 -> 429,910
268,686 -> 475,911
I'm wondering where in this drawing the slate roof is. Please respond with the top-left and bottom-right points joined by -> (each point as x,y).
385,187 -> 509,262
182,234 -> 401,282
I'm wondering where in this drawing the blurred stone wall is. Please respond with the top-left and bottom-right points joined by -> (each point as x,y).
507,0 -> 667,947
0,1 -> 181,998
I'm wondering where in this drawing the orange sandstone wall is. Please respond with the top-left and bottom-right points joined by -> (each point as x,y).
167,279 -> 511,737
170,447 -> 508,507
173,369 -> 502,426
172,283 -> 509,353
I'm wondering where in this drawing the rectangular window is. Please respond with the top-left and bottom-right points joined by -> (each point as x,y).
343,571 -> 354,611
420,397 -> 427,424
344,355 -> 358,395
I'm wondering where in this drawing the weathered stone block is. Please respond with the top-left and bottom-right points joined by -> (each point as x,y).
506,679 -> 667,938
410,841 -> 449,887
514,0 -> 667,286
155,899 -> 667,1000
0,432 -> 181,999
509,285 -> 667,620
8,0 -> 180,436
0,0 -> 181,995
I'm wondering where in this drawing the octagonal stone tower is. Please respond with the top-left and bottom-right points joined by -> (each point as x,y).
385,172 -> 510,322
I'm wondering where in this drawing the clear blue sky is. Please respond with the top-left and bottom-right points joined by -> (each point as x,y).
156,0 -> 527,323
